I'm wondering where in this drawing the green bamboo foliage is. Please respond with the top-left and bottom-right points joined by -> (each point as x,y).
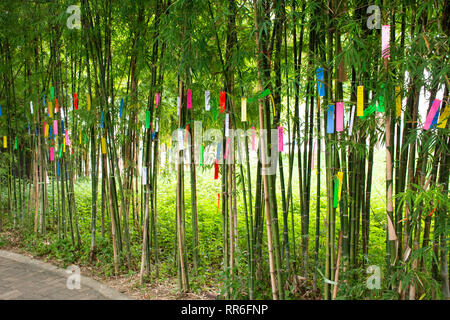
0,0 -> 448,301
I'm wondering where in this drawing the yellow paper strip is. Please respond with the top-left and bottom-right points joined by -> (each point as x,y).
395,86 -> 401,117
44,124 -> 49,138
337,171 -> 343,201
3,136 -> 7,149
437,105 -> 450,128
49,101 -> 53,118
86,94 -> 91,111
79,130 -> 82,145
270,94 -> 276,117
241,97 -> 247,122
63,140 -> 66,153
101,137 -> 107,154
357,86 -> 364,117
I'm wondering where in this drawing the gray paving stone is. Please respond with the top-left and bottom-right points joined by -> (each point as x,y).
0,251 -> 131,300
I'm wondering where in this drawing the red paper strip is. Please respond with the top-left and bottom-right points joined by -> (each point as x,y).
55,98 -> 59,113
214,159 -> 219,179
220,91 -> 226,113
74,93 -> 78,110
428,200 -> 439,217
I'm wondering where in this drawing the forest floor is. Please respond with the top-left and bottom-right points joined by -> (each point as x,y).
0,229 -> 219,300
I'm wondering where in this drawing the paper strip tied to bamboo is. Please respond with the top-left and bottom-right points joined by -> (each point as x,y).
101,137 -> 107,154
357,86 -> 364,117
241,97 -> 247,122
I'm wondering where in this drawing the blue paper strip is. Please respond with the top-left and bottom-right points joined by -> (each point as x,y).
28,122 -> 31,135
120,99 -> 123,118
0,104 -> 2,116
61,120 -> 65,134
57,161 -> 60,177
43,94 -> 46,107
327,104 -> 335,134
100,111 -> 104,128
216,142 -> 221,160
430,107 -> 440,129
316,68 -> 325,97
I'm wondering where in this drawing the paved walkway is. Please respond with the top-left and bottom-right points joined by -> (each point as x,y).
0,250 -> 131,300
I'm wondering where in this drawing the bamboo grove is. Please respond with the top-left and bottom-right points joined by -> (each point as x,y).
0,0 -> 449,300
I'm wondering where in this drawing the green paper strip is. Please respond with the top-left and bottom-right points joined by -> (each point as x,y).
247,88 -> 272,103
59,144 -> 63,158
14,137 -> 17,150
333,178 -> 339,208
259,88 -> 271,98
377,83 -> 385,113
51,87 -> 55,99
200,145 -> 203,166
377,95 -> 385,112
145,110 -> 151,129
361,103 -> 377,119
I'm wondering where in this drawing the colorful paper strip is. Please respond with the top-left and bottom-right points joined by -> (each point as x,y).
205,91 -> 210,111
86,94 -> 91,111
278,126 -> 284,152
395,86 -> 401,117
187,89 -> 192,109
241,97 -> 247,122
336,102 -> 344,132
382,25 -> 390,58
101,137 -> 107,154
437,105 -> 450,128
357,86 -> 364,117
423,99 -> 441,130
327,105 -> 335,134
316,68 -> 325,97
220,91 -> 226,113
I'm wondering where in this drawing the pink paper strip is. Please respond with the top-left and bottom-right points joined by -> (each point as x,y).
278,126 -> 283,152
336,102 -> 344,132
65,130 -> 70,146
382,25 -> 390,58
423,99 -> 441,130
251,126 -> 256,150
50,147 -> 54,162
187,89 -> 192,109
155,93 -> 159,108
224,138 -> 230,160
53,120 -> 58,135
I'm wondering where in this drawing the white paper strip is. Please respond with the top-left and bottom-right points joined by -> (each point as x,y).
142,167 -> 147,185
205,91 -> 210,111
177,96 -> 180,116
348,105 -> 355,136
225,113 -> 230,137
30,101 -> 33,114
155,118 -> 159,132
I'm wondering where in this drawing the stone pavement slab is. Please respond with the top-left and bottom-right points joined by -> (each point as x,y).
0,250 -> 131,300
